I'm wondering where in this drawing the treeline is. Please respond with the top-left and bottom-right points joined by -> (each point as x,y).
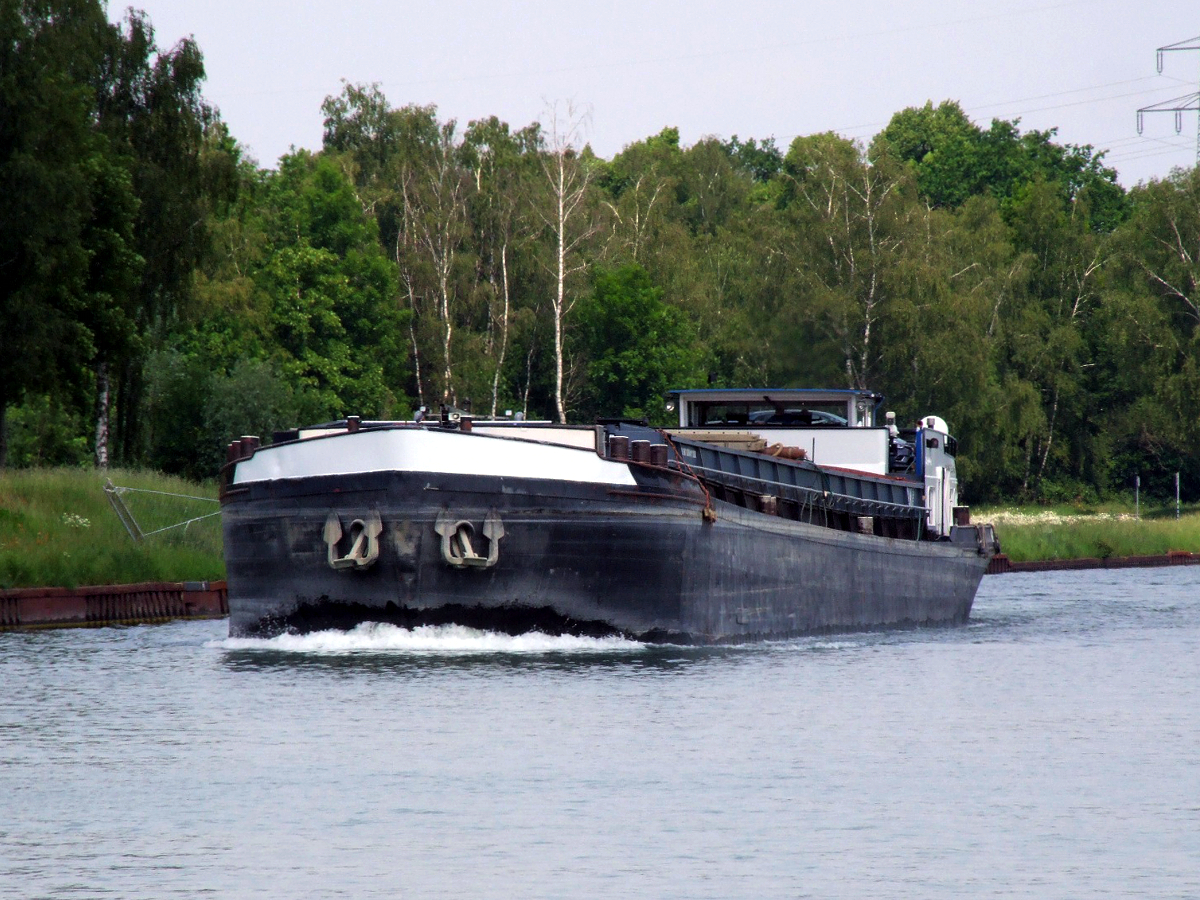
4,2 -> 1200,503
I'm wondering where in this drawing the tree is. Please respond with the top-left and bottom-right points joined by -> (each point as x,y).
1098,167 -> 1200,498
396,119 -> 473,407
157,147 -> 409,461
535,102 -> 600,423
599,127 -> 682,265
323,89 -> 440,407
724,134 -> 784,185
675,137 -> 752,237
778,133 -> 913,390
869,101 -> 987,208
0,0 -> 108,465
78,148 -> 144,467
573,264 -> 705,422
254,152 -> 404,422
872,100 -> 1127,231
96,10 -> 219,466
996,180 -> 1109,494
462,115 -> 540,416
602,131 -> 787,390
324,86 -> 508,411
877,194 -> 1032,497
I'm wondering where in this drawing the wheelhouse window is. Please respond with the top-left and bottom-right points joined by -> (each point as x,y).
687,401 -> 850,428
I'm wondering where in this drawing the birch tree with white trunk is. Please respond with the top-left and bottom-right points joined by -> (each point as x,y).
397,121 -> 472,406
535,103 -> 599,423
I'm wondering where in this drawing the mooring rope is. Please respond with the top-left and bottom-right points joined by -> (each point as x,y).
104,480 -> 220,542
138,511 -> 222,538
107,485 -> 218,504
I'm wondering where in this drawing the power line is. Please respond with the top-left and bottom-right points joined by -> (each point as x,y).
823,76 -> 1194,141
968,75 -> 1171,113
1106,133 -> 1192,155
1107,142 -> 1193,164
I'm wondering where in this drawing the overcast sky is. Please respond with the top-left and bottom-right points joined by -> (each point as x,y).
112,0 -> 1198,186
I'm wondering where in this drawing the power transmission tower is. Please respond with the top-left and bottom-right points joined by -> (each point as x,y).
1137,36 -> 1200,165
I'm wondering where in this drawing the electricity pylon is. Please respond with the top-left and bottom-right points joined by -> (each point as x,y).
1137,36 -> 1200,165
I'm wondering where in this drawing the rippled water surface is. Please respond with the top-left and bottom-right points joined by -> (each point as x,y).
2,569 -> 1198,899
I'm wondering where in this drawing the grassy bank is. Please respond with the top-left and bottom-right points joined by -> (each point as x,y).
979,504 -> 1200,563
0,467 -> 223,590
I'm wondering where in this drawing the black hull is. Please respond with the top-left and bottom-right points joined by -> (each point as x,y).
222,467 -> 991,642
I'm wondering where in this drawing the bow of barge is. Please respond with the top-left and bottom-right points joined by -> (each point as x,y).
220,390 -> 997,640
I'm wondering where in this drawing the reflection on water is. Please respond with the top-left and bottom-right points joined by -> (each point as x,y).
2,568 -> 1198,900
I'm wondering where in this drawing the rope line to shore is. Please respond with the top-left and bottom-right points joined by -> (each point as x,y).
107,486 -> 219,504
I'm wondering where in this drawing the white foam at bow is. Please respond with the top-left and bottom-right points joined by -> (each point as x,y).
213,622 -> 644,654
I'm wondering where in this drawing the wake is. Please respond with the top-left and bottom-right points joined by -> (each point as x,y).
211,621 -> 645,655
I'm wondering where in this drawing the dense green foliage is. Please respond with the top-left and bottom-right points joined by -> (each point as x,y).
573,264 -> 706,422
4,3 -> 1200,503
1,0 -> 223,470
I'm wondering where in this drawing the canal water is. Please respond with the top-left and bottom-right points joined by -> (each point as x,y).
1,568 -> 1197,899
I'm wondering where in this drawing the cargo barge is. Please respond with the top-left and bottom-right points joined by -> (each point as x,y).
220,388 -> 997,641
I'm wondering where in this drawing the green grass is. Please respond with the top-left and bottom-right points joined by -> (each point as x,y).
0,467 -> 224,590
977,502 -> 1200,563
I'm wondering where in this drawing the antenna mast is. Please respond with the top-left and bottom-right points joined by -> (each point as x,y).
1136,36 -> 1200,165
